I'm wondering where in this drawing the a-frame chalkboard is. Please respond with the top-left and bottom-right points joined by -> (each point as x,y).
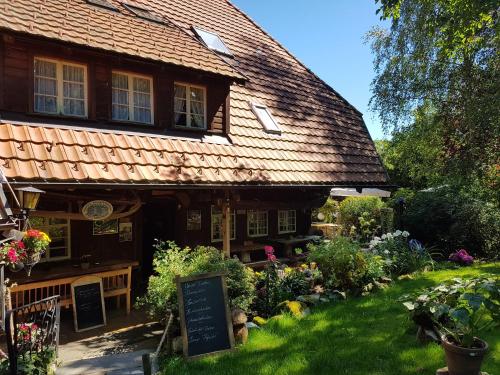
71,276 -> 107,332
176,272 -> 235,359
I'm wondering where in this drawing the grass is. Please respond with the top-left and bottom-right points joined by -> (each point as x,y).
162,263 -> 500,375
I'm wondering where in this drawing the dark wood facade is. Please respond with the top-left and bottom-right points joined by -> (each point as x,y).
0,31 -> 231,135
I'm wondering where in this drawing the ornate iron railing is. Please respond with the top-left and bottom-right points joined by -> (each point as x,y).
5,295 -> 60,375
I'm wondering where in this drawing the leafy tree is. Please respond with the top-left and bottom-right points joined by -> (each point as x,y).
368,0 -> 499,186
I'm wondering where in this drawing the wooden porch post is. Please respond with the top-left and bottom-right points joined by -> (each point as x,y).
222,193 -> 231,258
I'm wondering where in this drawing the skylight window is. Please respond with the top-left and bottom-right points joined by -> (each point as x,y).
86,0 -> 117,11
251,103 -> 281,134
122,3 -> 164,24
192,27 -> 232,56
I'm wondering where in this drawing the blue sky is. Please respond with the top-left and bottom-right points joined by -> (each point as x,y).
232,0 -> 388,140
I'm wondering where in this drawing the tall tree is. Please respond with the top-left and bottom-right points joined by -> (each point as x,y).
368,0 -> 499,186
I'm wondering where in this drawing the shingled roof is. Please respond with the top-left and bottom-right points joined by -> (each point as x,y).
0,0 -> 388,187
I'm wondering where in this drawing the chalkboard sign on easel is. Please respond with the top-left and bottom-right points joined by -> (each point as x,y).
176,272 -> 235,359
71,276 -> 107,332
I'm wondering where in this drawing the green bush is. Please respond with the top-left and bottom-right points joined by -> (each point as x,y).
338,197 -> 385,241
307,236 -> 385,292
313,198 -> 339,223
401,186 -> 499,259
138,241 -> 256,320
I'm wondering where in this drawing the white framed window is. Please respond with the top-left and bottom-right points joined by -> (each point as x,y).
174,83 -> 207,129
251,103 -> 281,134
247,210 -> 268,237
29,217 -> 71,262
112,71 -> 154,124
279,210 -> 297,234
211,206 -> 236,242
34,57 -> 88,117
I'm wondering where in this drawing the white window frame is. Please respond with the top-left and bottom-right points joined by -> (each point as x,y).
34,57 -> 88,117
174,82 -> 207,130
278,210 -> 297,234
247,210 -> 268,238
211,206 -> 236,243
111,70 -> 154,125
250,102 -> 281,134
31,217 -> 71,262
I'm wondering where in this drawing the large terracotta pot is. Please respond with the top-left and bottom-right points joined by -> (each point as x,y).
442,336 -> 488,375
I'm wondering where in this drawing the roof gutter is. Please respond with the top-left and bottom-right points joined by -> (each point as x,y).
3,181 -> 396,191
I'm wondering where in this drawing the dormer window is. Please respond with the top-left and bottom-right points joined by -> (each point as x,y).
251,103 -> 281,134
112,72 -> 153,124
34,57 -> 87,117
193,27 -> 232,56
174,83 -> 206,130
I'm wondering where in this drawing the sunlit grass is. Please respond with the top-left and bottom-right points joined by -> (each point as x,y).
162,263 -> 499,375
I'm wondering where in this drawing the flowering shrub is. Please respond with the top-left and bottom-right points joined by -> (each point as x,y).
252,247 -> 320,317
370,231 -> 433,275
449,249 -> 474,265
18,323 -> 40,344
23,229 -> 51,258
0,240 -> 27,266
307,236 -> 385,293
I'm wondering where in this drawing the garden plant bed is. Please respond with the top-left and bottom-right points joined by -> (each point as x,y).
161,263 -> 499,375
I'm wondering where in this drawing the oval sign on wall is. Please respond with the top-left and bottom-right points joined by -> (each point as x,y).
82,200 -> 113,221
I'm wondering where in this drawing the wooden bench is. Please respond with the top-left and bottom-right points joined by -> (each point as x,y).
8,266 -> 133,314
230,244 -> 265,263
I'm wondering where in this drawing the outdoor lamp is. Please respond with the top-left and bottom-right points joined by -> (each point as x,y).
16,186 -> 45,211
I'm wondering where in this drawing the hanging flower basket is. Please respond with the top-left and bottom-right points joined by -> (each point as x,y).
22,229 -> 51,277
0,239 -> 27,272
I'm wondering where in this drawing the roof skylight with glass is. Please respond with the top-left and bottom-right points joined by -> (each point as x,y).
192,27 -> 232,56
251,103 -> 281,134
86,0 -> 118,11
122,3 -> 164,24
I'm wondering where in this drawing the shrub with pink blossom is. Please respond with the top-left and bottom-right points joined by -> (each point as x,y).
449,249 -> 474,265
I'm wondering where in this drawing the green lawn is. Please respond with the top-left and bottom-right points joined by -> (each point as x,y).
162,263 -> 500,375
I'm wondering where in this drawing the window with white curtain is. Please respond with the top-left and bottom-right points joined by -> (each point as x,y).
112,72 -> 153,124
174,83 -> 206,129
34,57 -> 87,117
278,210 -> 296,234
247,210 -> 268,237
211,206 -> 236,242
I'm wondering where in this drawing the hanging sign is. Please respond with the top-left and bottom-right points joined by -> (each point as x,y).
82,200 -> 113,221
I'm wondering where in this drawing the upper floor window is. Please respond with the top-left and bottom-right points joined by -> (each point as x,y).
247,210 -> 268,237
112,72 -> 154,124
211,206 -> 236,242
34,58 -> 87,117
174,83 -> 206,130
278,210 -> 296,234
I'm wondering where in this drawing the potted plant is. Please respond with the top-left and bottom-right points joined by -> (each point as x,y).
402,277 -> 499,375
80,254 -> 91,270
22,229 -> 51,276
0,240 -> 27,272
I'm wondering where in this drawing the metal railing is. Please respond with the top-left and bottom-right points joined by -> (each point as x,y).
5,295 -> 60,375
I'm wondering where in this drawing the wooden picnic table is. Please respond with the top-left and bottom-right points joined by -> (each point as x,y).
267,235 -> 321,257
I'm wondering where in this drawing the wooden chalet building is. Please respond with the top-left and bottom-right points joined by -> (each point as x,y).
0,0 -> 388,311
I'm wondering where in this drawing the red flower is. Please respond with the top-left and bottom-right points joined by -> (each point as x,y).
26,229 -> 41,238
7,248 -> 18,263
264,246 -> 274,255
268,254 -> 277,262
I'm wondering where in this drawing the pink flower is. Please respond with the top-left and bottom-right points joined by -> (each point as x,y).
268,254 -> 277,262
264,246 -> 274,255
7,248 -> 18,263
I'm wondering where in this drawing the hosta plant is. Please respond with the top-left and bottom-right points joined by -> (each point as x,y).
402,276 -> 500,348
